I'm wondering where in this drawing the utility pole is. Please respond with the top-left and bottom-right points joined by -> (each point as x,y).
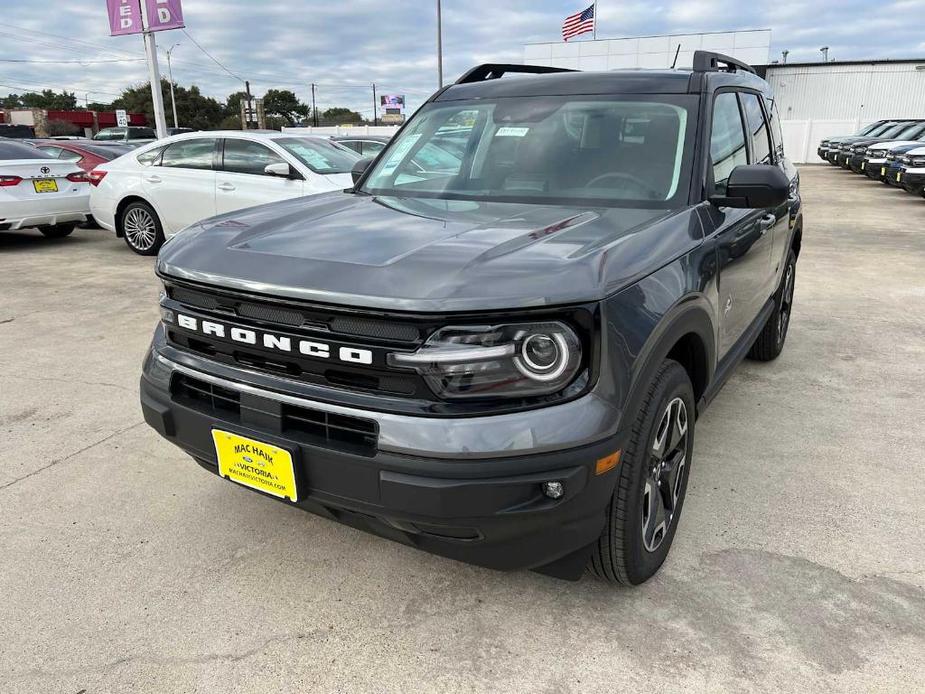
244,80 -> 252,129
436,0 -> 443,88
166,43 -> 180,129
372,83 -> 377,126
139,0 -> 168,139
311,83 -> 317,127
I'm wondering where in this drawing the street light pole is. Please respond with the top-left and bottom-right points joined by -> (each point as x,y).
436,0 -> 443,88
166,43 -> 180,129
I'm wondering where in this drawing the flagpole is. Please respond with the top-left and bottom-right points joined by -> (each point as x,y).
593,1 -> 598,39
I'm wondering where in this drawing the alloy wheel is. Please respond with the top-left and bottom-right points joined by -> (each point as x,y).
124,207 -> 157,251
642,396 -> 688,553
777,261 -> 795,346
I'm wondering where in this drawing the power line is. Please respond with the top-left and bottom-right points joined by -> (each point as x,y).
180,28 -> 244,83
0,58 -> 144,64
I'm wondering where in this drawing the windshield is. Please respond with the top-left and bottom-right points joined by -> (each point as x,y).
275,137 -> 359,175
361,95 -> 697,207
879,122 -> 917,138
894,122 -> 925,140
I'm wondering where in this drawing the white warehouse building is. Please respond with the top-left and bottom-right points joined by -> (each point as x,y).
525,31 -> 925,163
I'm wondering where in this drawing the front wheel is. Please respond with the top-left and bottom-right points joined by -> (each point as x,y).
120,201 -> 164,255
748,248 -> 797,361
589,359 -> 694,585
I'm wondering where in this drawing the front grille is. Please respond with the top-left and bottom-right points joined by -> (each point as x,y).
166,285 -> 420,342
170,373 -> 379,455
281,404 -> 378,455
172,374 -> 241,420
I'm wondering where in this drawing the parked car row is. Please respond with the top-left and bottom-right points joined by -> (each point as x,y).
817,119 -> 925,198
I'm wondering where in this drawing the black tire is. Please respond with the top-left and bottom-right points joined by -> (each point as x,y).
119,200 -> 164,256
589,360 -> 695,586
39,223 -> 76,238
748,248 -> 797,361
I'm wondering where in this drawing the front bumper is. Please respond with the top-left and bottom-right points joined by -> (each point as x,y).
140,335 -> 624,577
898,168 -> 925,193
848,154 -> 867,173
862,159 -> 888,179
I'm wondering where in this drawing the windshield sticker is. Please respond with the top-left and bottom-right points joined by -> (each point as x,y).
380,133 -> 422,175
496,127 -> 530,137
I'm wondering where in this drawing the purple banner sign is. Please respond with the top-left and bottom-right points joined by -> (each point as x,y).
106,0 -> 143,36
145,0 -> 185,32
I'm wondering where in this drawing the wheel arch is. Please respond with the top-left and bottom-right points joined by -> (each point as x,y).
790,223 -> 803,259
623,299 -> 717,423
114,195 -> 159,238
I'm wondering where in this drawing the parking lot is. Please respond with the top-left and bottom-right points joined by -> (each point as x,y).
1,164 -> 924,692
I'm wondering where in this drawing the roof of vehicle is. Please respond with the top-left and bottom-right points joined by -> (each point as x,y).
331,135 -> 391,142
437,54 -> 771,101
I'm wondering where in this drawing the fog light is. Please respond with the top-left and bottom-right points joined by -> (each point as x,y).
542,481 -> 564,499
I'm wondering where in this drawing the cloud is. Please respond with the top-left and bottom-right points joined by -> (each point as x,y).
1,1 -> 922,117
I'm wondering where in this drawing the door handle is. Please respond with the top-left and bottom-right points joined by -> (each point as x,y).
145,175 -> 161,183
217,182 -> 235,191
758,214 -> 776,235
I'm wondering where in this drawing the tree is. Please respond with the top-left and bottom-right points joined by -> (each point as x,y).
320,107 -> 365,125
87,101 -> 113,112
224,91 -> 248,118
112,79 -> 224,130
1,89 -> 77,110
218,114 -> 242,130
262,89 -> 307,125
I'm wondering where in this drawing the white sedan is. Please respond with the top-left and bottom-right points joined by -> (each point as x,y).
89,130 -> 360,255
0,139 -> 90,238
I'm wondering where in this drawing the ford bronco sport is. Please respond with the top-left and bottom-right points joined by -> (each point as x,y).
141,51 -> 802,585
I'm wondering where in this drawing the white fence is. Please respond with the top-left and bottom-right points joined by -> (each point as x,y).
281,125 -> 401,137
781,119 -> 869,164
282,121 -> 857,165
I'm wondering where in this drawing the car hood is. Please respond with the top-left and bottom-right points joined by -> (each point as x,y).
868,140 -> 924,153
157,191 -> 702,312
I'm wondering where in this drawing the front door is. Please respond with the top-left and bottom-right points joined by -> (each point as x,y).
215,138 -> 305,216
704,91 -> 774,358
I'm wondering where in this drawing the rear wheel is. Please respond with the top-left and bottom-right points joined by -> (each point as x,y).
589,360 -> 694,585
120,201 -> 164,255
748,248 -> 796,361
39,223 -> 76,238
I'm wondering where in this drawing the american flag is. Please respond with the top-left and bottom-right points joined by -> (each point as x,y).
562,4 -> 595,42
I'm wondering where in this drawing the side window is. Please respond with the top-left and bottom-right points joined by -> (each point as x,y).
338,140 -> 362,154
764,97 -> 785,160
161,138 -> 217,170
361,141 -> 385,156
710,92 -> 748,195
740,93 -> 773,164
57,149 -> 83,162
136,146 -> 165,167
222,139 -> 285,175
36,146 -> 63,158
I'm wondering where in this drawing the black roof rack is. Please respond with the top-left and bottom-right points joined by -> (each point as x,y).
455,63 -> 577,85
692,50 -> 756,75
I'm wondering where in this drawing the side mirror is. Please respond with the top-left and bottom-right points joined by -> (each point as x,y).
265,162 -> 299,179
711,165 -> 790,209
351,157 -> 374,185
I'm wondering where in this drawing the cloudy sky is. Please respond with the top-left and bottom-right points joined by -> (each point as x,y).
1,0 -> 923,117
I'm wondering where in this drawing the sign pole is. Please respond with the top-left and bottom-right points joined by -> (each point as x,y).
436,0 -> 443,88
139,1 -> 168,138
593,1 -> 598,39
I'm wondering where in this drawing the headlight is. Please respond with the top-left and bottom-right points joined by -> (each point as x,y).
389,321 -> 583,399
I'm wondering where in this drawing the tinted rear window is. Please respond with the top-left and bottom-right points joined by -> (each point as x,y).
81,144 -> 131,160
0,141 -> 53,160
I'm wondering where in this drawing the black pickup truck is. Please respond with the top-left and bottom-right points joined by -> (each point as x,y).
142,51 -> 802,585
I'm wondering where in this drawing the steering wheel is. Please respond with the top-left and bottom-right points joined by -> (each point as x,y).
584,172 -> 661,199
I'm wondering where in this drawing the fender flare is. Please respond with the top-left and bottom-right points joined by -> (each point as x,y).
621,296 -> 717,424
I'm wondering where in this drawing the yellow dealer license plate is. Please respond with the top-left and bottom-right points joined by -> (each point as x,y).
861,162 -> 866,170
897,172 -> 903,182
881,167 -> 887,177
212,430 -> 297,501
33,179 -> 58,193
